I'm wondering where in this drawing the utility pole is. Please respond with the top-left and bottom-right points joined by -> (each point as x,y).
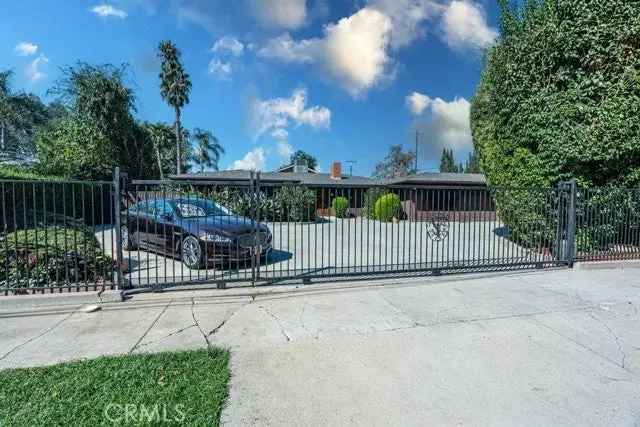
414,130 -> 420,173
345,160 -> 357,176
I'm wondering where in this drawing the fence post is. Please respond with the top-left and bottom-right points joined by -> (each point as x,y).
249,170 -> 256,286
113,167 -> 124,289
565,179 -> 577,267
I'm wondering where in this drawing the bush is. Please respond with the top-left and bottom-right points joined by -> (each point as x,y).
207,185 -> 316,222
274,185 -> 316,222
363,188 -> 388,219
0,181 -> 114,231
0,165 -> 63,181
471,0 -> 640,188
374,193 -> 401,222
0,225 -> 113,289
332,196 -> 349,218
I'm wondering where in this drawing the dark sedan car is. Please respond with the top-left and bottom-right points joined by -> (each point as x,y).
121,197 -> 272,269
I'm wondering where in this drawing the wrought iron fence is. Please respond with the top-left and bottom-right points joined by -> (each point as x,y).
575,185 -> 640,261
1,171 -> 639,295
0,178 -> 117,295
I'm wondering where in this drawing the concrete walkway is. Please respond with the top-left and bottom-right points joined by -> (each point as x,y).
1,267 -> 640,426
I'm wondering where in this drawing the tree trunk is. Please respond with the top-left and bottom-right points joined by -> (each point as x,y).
153,139 -> 164,180
1,123 -> 4,151
175,108 -> 181,175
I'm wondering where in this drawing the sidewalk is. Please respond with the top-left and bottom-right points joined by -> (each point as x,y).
1,267 -> 639,426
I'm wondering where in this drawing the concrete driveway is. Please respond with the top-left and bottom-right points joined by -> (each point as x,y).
1,266 -> 639,425
96,217 -> 546,287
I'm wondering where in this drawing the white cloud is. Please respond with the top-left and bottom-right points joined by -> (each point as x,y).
271,128 -> 289,141
250,0 -> 307,30
441,1 -> 497,51
406,91 -> 431,116
91,4 -> 128,18
258,33 -> 318,63
259,8 -> 393,97
230,147 -> 266,170
14,42 -> 38,56
212,36 -> 244,57
368,0 -> 441,49
26,55 -> 49,83
208,59 -> 233,80
250,88 -> 331,141
275,140 -> 294,159
412,93 -> 473,160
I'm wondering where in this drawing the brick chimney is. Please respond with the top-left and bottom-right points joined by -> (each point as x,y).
330,162 -> 342,180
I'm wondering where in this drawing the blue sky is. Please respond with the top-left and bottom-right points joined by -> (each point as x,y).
1,0 -> 500,176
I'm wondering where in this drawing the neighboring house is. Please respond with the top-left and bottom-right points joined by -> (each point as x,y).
170,162 -> 492,220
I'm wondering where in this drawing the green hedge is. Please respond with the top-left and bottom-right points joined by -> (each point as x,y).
0,225 -> 113,289
0,180 -> 114,231
332,196 -> 349,218
374,193 -> 402,222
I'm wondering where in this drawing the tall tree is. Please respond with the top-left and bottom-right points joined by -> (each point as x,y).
0,69 -> 62,162
143,122 -> 171,180
289,150 -> 318,170
464,150 -> 481,173
158,41 -> 191,175
0,70 -> 13,152
439,148 -> 461,173
50,63 -> 137,174
372,145 -> 416,178
192,128 -> 224,173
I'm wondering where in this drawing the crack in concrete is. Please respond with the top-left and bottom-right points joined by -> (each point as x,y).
134,324 -> 198,350
207,305 -> 245,337
129,301 -> 171,354
297,302 -> 318,339
0,310 -> 76,361
588,312 -> 627,369
191,298 -> 212,350
260,305 -> 291,342
532,318 -> 632,374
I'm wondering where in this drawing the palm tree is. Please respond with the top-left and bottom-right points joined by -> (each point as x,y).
157,41 -> 191,175
192,128 -> 224,173
144,123 -> 170,180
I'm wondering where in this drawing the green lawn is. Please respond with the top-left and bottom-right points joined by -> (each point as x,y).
0,349 -> 230,426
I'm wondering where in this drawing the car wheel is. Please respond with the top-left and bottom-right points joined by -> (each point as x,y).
121,225 -> 137,250
182,235 -> 203,269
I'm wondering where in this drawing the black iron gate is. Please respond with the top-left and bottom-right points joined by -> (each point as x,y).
116,173 -> 576,289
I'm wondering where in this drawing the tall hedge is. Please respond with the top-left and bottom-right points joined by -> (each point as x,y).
471,0 -> 640,188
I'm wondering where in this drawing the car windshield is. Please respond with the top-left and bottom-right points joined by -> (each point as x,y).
172,199 -> 232,218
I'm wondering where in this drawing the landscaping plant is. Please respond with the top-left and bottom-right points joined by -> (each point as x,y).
374,193 -> 402,222
332,196 -> 349,218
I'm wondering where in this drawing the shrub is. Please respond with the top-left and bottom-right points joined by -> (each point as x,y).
471,0 -> 640,188
207,185 -> 315,222
0,225 -> 113,289
332,196 -> 349,218
274,185 -> 316,222
363,188 -> 388,219
374,193 -> 402,222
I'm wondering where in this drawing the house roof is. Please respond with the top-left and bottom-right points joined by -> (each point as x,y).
386,173 -> 487,186
170,171 -> 487,187
275,164 -> 319,174
170,170 -> 377,187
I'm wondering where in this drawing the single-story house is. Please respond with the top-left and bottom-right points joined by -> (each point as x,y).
170,162 -> 493,221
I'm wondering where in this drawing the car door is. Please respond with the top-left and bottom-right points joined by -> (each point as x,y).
150,200 -> 180,254
126,201 -> 152,249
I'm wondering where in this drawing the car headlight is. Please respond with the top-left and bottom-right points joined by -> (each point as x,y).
202,233 -> 232,243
